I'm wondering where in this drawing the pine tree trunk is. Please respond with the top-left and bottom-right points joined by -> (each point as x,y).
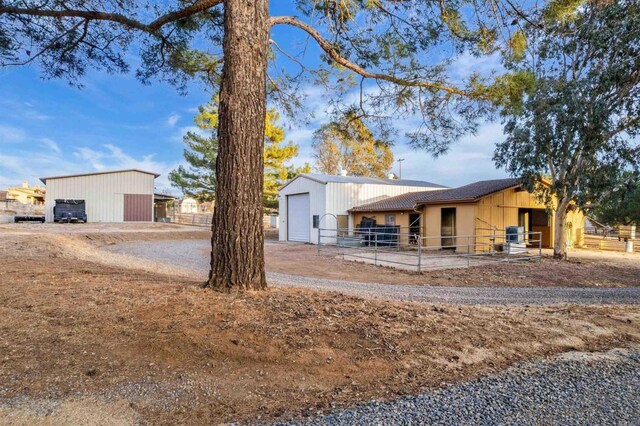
553,198 -> 570,259
207,0 -> 269,291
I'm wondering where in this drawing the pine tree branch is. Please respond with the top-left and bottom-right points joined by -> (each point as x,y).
0,0 -> 223,35
270,15 -> 474,97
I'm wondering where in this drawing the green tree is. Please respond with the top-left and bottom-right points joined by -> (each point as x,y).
494,0 -> 640,258
263,110 -> 309,210
593,174 -> 640,227
312,111 -> 394,178
169,100 -> 219,203
2,0 -> 533,291
170,100 -> 305,209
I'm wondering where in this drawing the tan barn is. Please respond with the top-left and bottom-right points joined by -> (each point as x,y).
350,178 -> 585,251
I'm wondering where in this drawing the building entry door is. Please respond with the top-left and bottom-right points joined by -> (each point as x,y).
441,208 -> 456,249
409,213 -> 421,245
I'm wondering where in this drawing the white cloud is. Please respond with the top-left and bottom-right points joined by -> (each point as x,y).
171,125 -> 210,143
448,51 -> 503,84
0,100 -> 52,121
167,113 -> 180,127
391,122 -> 507,187
72,144 -> 178,192
40,138 -> 61,155
75,147 -> 106,170
279,82 -> 509,187
0,125 -> 27,143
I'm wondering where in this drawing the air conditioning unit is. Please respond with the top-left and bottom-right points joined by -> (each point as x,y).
506,226 -> 526,254
506,226 -> 525,243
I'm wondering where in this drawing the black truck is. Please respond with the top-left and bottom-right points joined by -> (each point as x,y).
54,199 -> 87,223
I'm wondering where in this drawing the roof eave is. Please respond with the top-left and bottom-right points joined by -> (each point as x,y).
278,174 -> 328,191
349,206 -> 416,213
415,183 -> 525,206
40,168 -> 160,184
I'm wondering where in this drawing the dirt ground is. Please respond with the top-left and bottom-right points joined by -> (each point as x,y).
265,243 -> 640,288
0,231 -> 640,424
2,222 -> 638,288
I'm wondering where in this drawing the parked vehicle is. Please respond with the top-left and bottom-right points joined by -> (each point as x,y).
54,199 -> 87,223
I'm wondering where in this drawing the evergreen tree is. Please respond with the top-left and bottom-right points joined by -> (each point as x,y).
169,100 -> 218,203
170,99 -> 308,209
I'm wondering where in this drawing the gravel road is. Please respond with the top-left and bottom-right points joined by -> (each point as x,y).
276,347 -> 640,425
103,240 -> 640,305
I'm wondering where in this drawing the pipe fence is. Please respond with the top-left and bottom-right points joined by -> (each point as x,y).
318,227 -> 542,272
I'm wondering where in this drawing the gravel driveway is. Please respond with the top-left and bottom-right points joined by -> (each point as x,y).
103,240 -> 640,305
276,347 -> 640,425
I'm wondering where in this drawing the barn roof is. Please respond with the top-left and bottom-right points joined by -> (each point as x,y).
350,178 -> 522,212
280,173 -> 447,191
40,169 -> 160,184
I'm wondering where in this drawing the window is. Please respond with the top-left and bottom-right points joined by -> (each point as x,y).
385,214 -> 396,226
312,215 -> 320,228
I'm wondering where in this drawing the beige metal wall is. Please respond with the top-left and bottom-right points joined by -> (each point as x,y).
279,175 -> 445,244
44,171 -> 155,222
326,182 -> 444,228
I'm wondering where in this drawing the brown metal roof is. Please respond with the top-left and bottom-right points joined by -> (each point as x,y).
40,169 -> 160,183
349,190 -> 442,212
416,178 -> 522,205
350,178 -> 522,212
154,193 -> 176,202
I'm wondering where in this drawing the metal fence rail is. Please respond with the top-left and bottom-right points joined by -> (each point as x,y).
318,227 -> 542,272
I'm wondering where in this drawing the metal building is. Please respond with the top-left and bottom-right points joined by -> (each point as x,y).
278,173 -> 447,244
40,169 -> 159,223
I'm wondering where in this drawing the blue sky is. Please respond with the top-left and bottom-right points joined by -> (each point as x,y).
0,6 -> 511,194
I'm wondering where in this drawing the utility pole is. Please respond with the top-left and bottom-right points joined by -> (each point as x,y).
397,158 -> 405,179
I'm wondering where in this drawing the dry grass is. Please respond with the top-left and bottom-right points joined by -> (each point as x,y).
0,234 -> 639,424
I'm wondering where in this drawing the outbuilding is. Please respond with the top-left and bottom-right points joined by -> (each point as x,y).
350,178 -> 585,250
278,173 -> 447,244
40,169 -> 159,223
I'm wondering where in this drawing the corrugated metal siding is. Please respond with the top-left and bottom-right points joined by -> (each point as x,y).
278,176 -> 326,243
326,182 -> 444,230
278,176 -> 443,244
124,194 -> 153,221
44,171 -> 155,222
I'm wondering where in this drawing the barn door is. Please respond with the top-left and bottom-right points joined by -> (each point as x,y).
441,208 -> 456,249
124,194 -> 152,222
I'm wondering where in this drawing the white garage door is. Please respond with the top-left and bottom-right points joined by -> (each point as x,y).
287,193 -> 310,242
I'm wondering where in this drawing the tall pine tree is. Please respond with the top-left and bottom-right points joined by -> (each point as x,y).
170,98 -> 308,209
